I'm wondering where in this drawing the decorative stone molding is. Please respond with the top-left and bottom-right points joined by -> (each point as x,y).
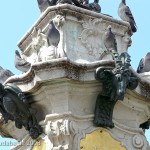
18,4 -> 131,64
25,27 -> 48,63
4,58 -> 115,91
38,113 -> 97,150
11,113 -> 94,150
11,113 -> 150,150
23,26 -> 59,63
31,27 -> 48,51
4,57 -> 150,102
79,18 -> 103,58
37,45 -> 57,62
2,60 -> 150,150
44,119 -> 70,150
109,120 -> 149,150
132,134 -> 146,149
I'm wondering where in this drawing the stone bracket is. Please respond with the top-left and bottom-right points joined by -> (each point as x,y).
94,51 -> 138,128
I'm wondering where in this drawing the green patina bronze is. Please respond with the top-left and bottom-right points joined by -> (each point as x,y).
0,83 -> 42,139
94,50 -> 138,128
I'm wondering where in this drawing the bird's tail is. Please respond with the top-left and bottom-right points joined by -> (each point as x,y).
130,21 -> 137,33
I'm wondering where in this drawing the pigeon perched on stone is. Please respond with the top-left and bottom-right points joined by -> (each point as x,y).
137,52 -> 150,73
37,0 -> 53,13
47,20 -> 60,47
102,25 -> 117,51
14,50 -> 31,73
118,0 -> 137,33
137,59 -> 144,73
0,66 -> 14,84
88,0 -> 101,13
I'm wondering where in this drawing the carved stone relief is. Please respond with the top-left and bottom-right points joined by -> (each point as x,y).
11,113 -> 150,150
43,115 -> 150,150
78,18 -> 132,61
42,114 -> 96,150
53,14 -> 66,58
30,27 -> 48,63
27,24 -> 60,63
37,45 -> 57,62
31,28 -> 48,51
45,119 -> 71,150
79,18 -> 103,58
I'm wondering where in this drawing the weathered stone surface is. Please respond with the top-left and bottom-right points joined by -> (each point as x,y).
18,4 -> 131,64
1,4 -> 150,150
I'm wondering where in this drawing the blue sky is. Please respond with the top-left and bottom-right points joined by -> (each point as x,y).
0,0 -> 150,149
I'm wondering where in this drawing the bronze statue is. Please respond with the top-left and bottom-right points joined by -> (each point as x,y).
0,83 -> 42,139
37,0 -> 101,13
94,51 -> 138,128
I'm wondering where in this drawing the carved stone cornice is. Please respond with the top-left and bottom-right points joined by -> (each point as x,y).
11,113 -> 150,150
4,58 -> 150,102
4,58 -> 115,91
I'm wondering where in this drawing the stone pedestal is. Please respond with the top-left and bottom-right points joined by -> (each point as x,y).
1,4 -> 150,150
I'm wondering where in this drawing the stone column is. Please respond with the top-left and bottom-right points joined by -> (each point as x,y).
1,4 -> 150,150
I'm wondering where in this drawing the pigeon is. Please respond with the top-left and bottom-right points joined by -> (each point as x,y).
118,0 -> 137,33
0,66 -> 14,84
37,0 -> 54,13
14,50 -> 31,72
137,59 -> 144,73
57,0 -> 72,4
137,52 -> 150,73
47,20 -> 60,47
102,25 -> 117,51
88,0 -> 101,13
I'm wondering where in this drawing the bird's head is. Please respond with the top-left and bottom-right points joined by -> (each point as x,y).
122,0 -> 126,4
